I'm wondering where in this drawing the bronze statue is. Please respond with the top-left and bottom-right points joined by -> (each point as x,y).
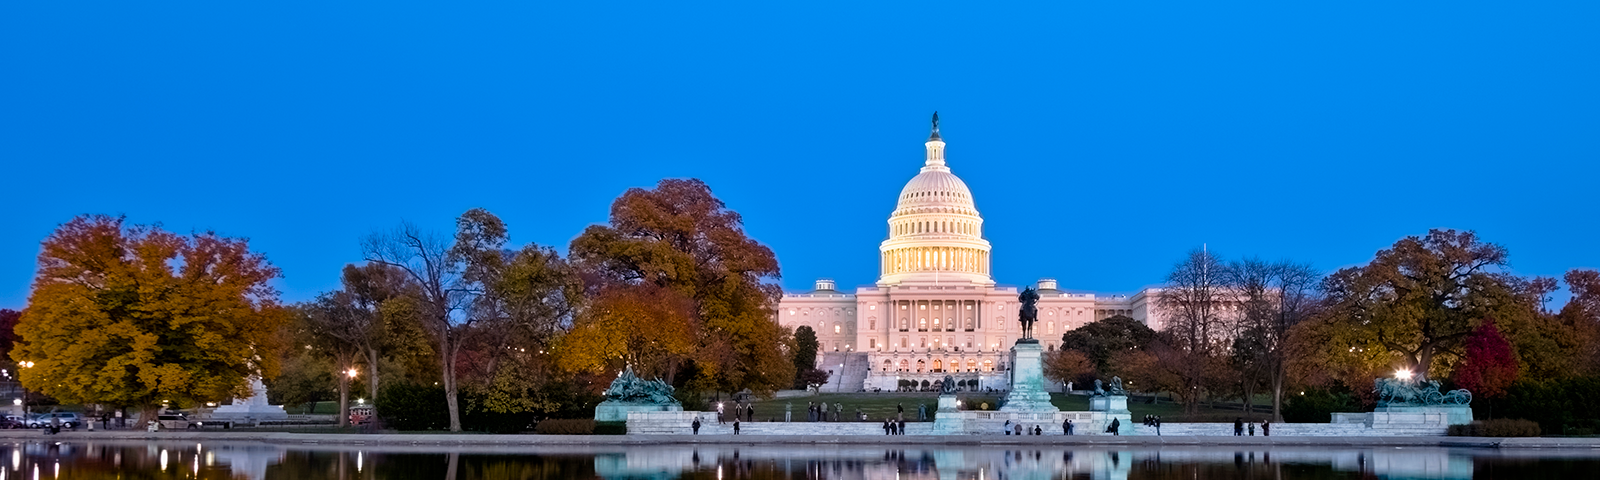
1018,287 -> 1040,340
941,375 -> 957,395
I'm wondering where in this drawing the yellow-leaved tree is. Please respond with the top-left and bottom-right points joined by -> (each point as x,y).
11,215 -> 287,421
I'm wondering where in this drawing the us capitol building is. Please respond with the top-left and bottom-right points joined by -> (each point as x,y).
776,115 -> 1166,393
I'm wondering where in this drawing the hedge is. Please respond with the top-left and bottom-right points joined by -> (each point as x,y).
1448,419 -> 1541,437
533,419 -> 595,435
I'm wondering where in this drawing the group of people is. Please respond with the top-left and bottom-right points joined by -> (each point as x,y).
881,417 -> 907,435
714,403 -> 755,424
1233,418 -> 1270,436
1002,420 -> 1048,436
1142,415 -> 1162,435
806,401 -> 846,422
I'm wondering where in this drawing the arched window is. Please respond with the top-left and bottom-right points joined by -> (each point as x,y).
834,323 -> 841,334
899,360 -> 908,371
932,359 -> 942,372
916,359 -> 926,372
983,359 -> 994,371
932,318 -> 941,330
882,359 -> 891,371
900,317 -> 908,330
919,318 -> 927,330
967,358 -> 977,371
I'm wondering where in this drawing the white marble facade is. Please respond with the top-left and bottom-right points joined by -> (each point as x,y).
776,117 -> 1165,392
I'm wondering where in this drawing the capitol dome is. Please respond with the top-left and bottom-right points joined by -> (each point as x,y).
877,114 -> 994,287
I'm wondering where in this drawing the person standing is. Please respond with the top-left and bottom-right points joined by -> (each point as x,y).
733,418 -> 740,435
747,405 -> 755,422
883,418 -> 892,435
1063,419 -> 1072,435
785,403 -> 792,422
1013,423 -> 1022,436
1005,420 -> 1012,435
1154,416 -> 1161,436
692,417 -> 701,435
897,418 -> 906,435
1248,422 -> 1255,436
717,403 -> 725,424
1234,418 -> 1244,436
1263,421 -> 1271,437
1108,418 -> 1121,436
897,403 -> 904,421
834,403 -> 842,422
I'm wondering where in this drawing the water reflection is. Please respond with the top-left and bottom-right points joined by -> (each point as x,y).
0,441 -> 1595,480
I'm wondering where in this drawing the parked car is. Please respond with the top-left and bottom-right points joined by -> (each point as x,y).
27,412 -> 81,429
0,417 -> 23,429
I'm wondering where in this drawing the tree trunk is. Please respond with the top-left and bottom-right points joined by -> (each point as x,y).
367,347 -> 382,401
338,366 -> 351,428
442,336 -> 462,432
1271,367 -> 1286,423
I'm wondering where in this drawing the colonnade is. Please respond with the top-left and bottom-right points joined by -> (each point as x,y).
881,246 -> 989,276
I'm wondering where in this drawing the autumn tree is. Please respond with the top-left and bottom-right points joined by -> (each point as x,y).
1042,349 -> 1095,387
1556,269 -> 1600,374
295,293 -> 369,426
1315,230 -> 1550,383
338,263 -> 417,401
1058,315 -> 1156,374
1157,248 -> 1230,414
1454,316 -> 1518,401
569,179 -> 795,396
11,215 -> 288,421
0,309 -> 18,371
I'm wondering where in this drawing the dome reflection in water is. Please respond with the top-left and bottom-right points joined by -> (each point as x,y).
0,442 -> 1596,479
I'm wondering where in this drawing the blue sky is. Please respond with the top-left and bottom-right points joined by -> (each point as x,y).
3,1 -> 1597,310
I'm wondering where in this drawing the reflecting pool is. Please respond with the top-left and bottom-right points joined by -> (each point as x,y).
1,440 -> 1597,479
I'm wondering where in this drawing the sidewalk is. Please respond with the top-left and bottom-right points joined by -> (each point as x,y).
0,430 -> 1594,449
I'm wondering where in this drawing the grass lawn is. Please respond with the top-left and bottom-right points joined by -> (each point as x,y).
746,392 -> 1276,423
280,401 -> 343,415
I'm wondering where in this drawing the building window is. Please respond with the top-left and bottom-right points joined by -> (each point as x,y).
900,337 -> 908,348
869,318 -> 876,330
932,318 -> 941,329
919,337 -> 927,348
919,318 -> 927,330
869,338 -> 877,349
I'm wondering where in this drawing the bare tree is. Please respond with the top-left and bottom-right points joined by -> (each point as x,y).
362,215 -> 496,432
1158,247 -> 1230,414
1226,257 -> 1320,422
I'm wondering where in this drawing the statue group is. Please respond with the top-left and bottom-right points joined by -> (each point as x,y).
1376,377 -> 1471,407
603,366 -> 680,405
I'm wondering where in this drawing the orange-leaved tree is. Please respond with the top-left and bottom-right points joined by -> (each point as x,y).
568,178 -> 795,396
12,215 -> 287,422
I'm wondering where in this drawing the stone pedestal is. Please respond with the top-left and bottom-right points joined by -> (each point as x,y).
1088,394 -> 1132,435
931,394 -> 964,435
1374,405 -> 1473,426
1000,340 -> 1057,412
595,402 -> 683,423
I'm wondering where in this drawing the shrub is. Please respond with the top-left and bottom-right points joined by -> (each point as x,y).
1493,377 -> 1600,434
533,419 -> 596,435
1282,388 -> 1362,423
1448,419 -> 1541,437
594,421 -> 627,435
375,383 -> 449,431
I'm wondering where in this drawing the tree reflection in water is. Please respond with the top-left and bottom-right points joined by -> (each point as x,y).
0,441 -> 1595,480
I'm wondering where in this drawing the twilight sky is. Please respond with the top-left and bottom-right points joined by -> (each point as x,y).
3,1 -> 1597,310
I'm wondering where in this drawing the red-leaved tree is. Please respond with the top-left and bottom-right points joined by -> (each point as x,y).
1454,317 -> 1518,400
